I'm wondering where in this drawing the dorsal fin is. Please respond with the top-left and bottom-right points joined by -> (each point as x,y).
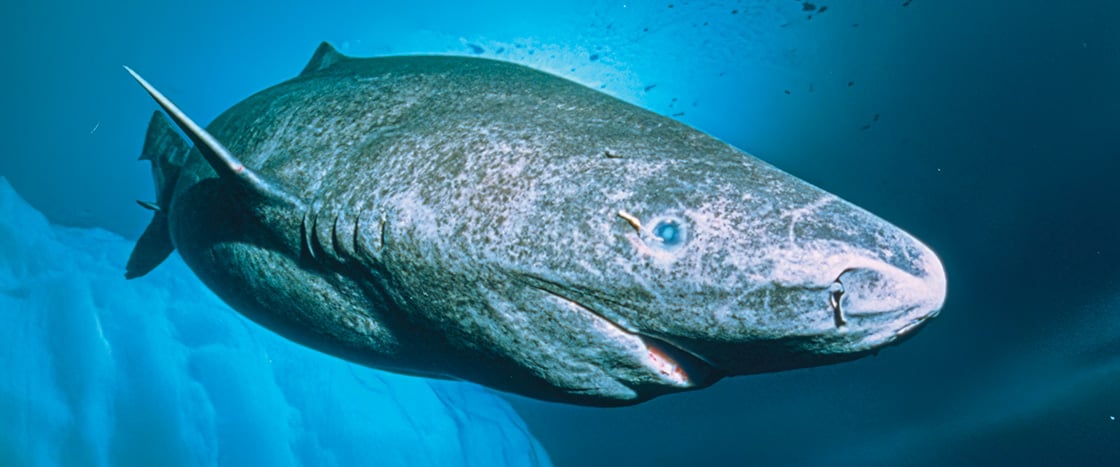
123,66 -> 302,209
299,42 -> 348,77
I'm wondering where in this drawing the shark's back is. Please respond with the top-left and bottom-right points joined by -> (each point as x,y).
187,51 -> 657,205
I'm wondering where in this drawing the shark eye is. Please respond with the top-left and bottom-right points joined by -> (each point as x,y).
649,218 -> 688,250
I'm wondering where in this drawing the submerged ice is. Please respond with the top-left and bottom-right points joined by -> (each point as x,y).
0,178 -> 550,466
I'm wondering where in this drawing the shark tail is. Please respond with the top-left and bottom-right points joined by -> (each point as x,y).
125,111 -> 189,279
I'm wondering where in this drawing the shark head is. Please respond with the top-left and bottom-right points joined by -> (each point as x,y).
585,156 -> 948,376
375,90 -> 947,405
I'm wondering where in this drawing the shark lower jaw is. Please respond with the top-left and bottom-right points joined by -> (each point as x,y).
868,303 -> 941,349
642,309 -> 939,376
523,280 -> 721,391
635,333 -> 723,390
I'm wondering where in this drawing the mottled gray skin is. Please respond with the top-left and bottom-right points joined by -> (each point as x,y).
138,44 -> 946,406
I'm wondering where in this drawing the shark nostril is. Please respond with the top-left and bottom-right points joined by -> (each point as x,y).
828,280 -> 846,327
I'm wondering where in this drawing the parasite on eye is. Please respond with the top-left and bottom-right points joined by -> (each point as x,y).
617,210 -> 643,233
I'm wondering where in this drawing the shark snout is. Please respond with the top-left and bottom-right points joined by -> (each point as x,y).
836,237 -> 947,342
900,239 -> 947,332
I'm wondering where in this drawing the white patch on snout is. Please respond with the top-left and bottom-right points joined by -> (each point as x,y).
759,241 -> 881,287
839,267 -> 925,316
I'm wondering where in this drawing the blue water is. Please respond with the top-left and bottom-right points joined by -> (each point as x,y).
2,1 -> 1119,465
0,180 -> 548,466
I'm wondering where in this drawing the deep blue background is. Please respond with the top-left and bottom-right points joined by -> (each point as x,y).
2,1 -> 1119,465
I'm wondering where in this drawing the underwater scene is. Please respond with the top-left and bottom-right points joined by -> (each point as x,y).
2,0 -> 1118,465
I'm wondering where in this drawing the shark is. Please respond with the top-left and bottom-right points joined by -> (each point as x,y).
124,43 -> 947,406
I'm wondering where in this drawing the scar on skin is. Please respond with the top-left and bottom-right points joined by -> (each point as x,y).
617,210 -> 642,233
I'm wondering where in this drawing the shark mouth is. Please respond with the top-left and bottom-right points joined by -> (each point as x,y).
522,274 -> 721,391
637,333 -> 722,388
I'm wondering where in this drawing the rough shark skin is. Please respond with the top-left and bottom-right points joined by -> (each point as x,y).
125,43 -> 947,406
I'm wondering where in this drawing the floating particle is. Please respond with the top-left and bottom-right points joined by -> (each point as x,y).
902,0 -> 911,6
731,9 -> 738,14
589,53 -> 600,61
852,23 -> 860,27
467,43 -> 485,54
860,124 -> 872,131
671,112 -> 685,117
643,27 -> 649,32
873,113 -> 880,122
818,5 -> 828,13
809,83 -> 814,92
644,84 -> 658,92
784,89 -> 791,95
848,81 -> 854,87
803,2 -> 816,11
668,3 -> 674,8
495,47 -> 505,54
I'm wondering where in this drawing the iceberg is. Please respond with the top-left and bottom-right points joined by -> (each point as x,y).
0,178 -> 550,467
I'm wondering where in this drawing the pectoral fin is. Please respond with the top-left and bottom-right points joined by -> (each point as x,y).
123,66 -> 302,209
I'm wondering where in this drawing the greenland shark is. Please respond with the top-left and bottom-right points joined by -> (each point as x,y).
124,43 -> 947,406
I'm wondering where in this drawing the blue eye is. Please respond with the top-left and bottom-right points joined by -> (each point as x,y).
651,219 -> 686,248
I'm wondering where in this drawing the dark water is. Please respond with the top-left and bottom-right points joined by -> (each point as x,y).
2,1 -> 1118,465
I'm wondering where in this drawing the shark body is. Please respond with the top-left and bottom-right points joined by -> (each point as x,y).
126,43 -> 946,406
